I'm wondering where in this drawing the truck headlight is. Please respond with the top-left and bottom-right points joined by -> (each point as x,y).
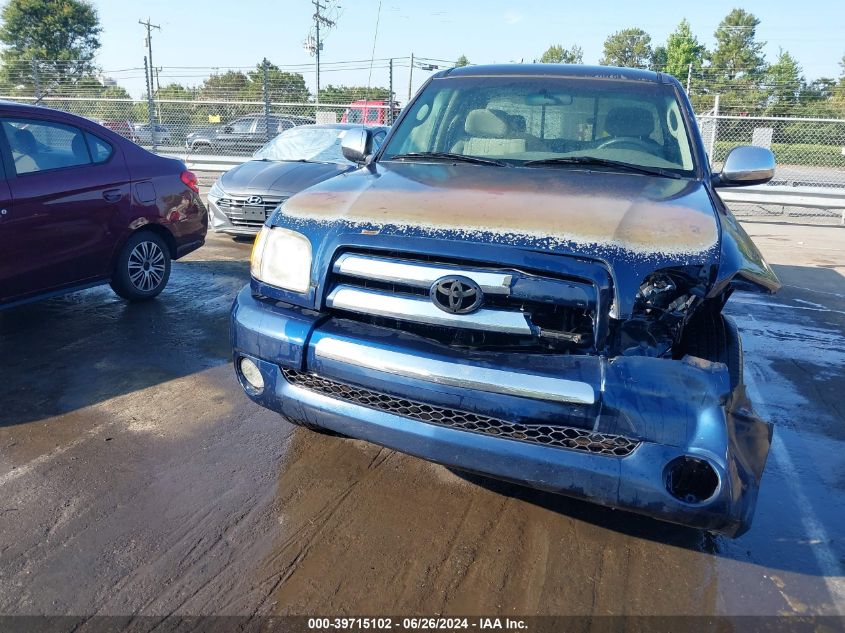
251,226 -> 312,293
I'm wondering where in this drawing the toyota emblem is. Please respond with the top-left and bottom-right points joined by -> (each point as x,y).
430,276 -> 483,315
246,195 -> 263,205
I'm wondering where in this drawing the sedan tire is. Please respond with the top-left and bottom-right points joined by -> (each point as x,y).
110,231 -> 172,302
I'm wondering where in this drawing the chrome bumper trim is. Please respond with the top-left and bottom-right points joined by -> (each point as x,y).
313,338 -> 596,405
333,253 -> 513,295
325,285 -> 532,335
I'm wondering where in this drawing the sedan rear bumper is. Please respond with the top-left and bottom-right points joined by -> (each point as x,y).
231,287 -> 773,536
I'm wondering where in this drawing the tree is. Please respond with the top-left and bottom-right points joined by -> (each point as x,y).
838,53 -> 845,89
651,46 -> 667,71
94,85 -> 132,121
709,9 -> 767,113
198,70 -> 249,101
798,77 -> 837,117
663,19 -> 706,83
600,28 -> 652,69
0,0 -> 101,92
318,85 -> 391,104
242,62 -> 309,103
455,55 -> 470,67
153,82 -> 197,126
710,9 -> 766,81
765,49 -> 803,115
539,44 -> 583,64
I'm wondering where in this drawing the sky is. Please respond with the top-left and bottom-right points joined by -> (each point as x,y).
92,0 -> 845,100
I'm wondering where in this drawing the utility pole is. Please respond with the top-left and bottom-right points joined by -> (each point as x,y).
388,58 -> 393,124
708,94 -> 720,165
139,18 -> 161,129
262,58 -> 271,142
154,66 -> 162,123
407,53 -> 414,102
686,63 -> 692,94
139,18 -> 160,95
311,0 -> 335,109
143,56 -> 156,153
30,59 -> 42,104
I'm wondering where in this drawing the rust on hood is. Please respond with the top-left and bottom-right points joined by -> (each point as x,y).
281,162 -> 719,257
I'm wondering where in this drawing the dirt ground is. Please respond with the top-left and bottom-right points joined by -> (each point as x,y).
1,221 -> 843,619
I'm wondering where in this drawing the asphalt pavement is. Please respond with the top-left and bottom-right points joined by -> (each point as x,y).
1,222 -> 844,619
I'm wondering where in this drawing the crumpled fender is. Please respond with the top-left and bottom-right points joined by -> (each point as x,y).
710,197 -> 781,297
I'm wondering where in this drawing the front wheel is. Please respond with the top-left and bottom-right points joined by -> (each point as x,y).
110,231 -> 172,301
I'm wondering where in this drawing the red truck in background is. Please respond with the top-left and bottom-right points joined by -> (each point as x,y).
340,100 -> 400,126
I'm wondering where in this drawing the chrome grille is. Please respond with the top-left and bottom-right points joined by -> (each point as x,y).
326,252 -> 597,348
283,368 -> 638,457
216,195 -> 287,228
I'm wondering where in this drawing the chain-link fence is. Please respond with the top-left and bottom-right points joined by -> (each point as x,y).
1,60 -> 844,222
0,95 -> 397,156
699,114 -> 845,188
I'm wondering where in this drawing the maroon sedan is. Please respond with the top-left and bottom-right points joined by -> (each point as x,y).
0,101 -> 207,307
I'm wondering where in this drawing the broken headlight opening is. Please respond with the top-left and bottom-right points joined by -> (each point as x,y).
617,267 -> 710,358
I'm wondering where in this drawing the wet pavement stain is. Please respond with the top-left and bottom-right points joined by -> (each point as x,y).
1,226 -> 844,616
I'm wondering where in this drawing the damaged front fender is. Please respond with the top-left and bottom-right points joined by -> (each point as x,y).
710,199 -> 781,297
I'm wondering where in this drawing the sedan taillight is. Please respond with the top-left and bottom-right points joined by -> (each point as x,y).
180,170 -> 199,194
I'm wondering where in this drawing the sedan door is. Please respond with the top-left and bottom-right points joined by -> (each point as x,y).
0,116 -> 131,302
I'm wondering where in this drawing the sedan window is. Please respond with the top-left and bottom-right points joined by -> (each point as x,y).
85,132 -> 113,163
2,118 -> 92,175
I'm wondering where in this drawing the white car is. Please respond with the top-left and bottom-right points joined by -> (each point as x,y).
133,123 -> 172,145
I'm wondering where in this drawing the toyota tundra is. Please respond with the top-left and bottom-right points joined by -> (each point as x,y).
230,64 -> 781,537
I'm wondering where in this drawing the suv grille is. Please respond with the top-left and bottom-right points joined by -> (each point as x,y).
216,195 -> 287,229
282,368 -> 639,457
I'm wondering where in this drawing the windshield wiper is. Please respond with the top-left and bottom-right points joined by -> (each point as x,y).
388,152 -> 508,167
523,156 -> 683,179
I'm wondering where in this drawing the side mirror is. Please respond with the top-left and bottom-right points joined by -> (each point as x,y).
222,125 -> 234,134
714,146 -> 775,187
341,127 -> 374,163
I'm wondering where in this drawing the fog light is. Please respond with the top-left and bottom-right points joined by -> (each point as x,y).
239,357 -> 264,392
664,456 -> 720,505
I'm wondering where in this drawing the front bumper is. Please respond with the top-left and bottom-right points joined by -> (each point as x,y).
231,286 -> 772,536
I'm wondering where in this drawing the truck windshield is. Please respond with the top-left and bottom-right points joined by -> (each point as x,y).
381,76 -> 697,176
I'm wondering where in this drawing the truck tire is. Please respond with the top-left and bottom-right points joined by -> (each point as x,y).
680,307 -> 743,391
110,231 -> 172,302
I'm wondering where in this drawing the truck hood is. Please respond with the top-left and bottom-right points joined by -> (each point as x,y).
271,162 -> 725,318
220,159 -> 353,197
278,161 -> 719,258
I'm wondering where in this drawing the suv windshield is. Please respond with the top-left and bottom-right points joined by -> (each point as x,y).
381,76 -> 697,176
254,126 -> 350,163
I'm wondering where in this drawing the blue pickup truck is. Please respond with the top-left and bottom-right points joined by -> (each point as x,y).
230,64 -> 781,537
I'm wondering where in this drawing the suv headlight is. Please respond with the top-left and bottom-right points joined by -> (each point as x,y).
251,226 -> 312,293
